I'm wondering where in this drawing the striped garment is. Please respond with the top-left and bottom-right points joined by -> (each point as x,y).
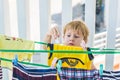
102,70 -> 120,80
0,65 -> 2,80
12,62 -> 57,80
58,67 -> 102,80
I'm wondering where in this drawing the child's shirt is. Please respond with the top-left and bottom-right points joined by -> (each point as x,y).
47,43 -> 94,70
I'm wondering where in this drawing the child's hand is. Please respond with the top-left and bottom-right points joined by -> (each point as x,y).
51,57 -> 58,68
47,24 -> 60,40
80,40 -> 86,50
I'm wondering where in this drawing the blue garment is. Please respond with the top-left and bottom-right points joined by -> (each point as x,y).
12,62 -> 57,80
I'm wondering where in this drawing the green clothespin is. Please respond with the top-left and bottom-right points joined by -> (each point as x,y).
57,60 -> 62,73
99,64 -> 103,77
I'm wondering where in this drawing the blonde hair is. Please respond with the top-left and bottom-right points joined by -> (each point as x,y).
63,20 -> 89,43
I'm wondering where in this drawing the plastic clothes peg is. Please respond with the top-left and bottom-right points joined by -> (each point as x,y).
57,60 -> 62,73
12,55 -> 18,65
99,64 -> 103,77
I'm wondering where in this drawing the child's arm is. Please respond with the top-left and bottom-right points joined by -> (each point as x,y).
91,62 -> 96,69
43,24 -> 60,50
43,33 -> 52,50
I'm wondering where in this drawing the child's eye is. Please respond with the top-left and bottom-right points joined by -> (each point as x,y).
74,35 -> 79,38
67,35 -> 71,37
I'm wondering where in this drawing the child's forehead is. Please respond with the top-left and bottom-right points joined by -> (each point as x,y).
66,29 -> 78,32
65,29 -> 82,34
66,25 -> 82,31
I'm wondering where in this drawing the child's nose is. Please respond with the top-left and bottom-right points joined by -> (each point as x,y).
70,36 -> 74,40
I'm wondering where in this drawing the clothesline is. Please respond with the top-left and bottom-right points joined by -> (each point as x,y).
0,57 -> 50,67
1,56 -> 119,80
34,41 -> 120,51
0,49 -> 120,54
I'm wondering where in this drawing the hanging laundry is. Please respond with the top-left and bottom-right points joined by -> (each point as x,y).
58,67 -> 102,80
47,43 -> 94,69
12,62 -> 57,80
0,60 -> 2,80
0,66 -> 2,80
102,70 -> 120,80
0,35 -> 34,69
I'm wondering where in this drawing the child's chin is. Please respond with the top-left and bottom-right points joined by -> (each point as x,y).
68,44 -> 74,46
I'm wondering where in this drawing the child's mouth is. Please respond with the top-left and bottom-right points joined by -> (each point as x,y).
69,43 -> 74,45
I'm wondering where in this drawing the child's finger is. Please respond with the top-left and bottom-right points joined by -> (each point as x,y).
50,23 -> 60,39
53,29 -> 59,39
80,40 -> 86,50
51,26 -> 58,36
54,27 -> 60,37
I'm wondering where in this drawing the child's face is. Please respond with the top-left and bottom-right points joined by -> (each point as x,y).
63,29 -> 83,46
